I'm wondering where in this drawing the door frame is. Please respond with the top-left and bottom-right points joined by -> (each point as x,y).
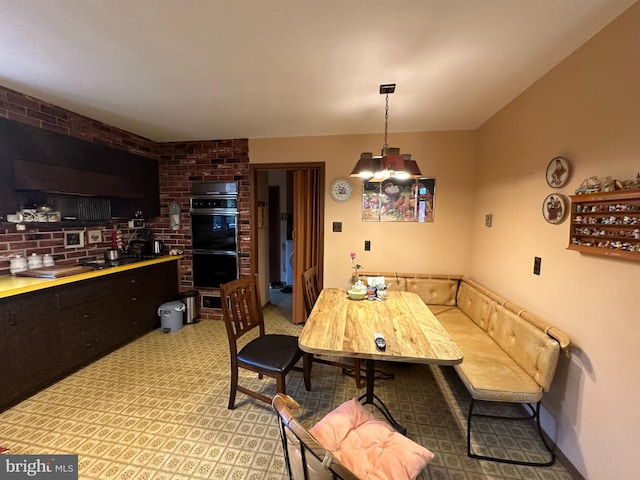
249,162 -> 325,323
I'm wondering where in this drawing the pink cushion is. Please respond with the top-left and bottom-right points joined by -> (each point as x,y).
309,399 -> 434,480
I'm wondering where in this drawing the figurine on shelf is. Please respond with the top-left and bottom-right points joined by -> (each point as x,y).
623,173 -> 640,190
601,177 -> 616,192
575,176 -> 602,194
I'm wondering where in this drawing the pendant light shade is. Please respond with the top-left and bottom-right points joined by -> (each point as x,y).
350,84 -> 422,181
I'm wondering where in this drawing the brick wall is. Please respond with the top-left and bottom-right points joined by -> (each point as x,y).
152,141 -> 251,320
0,85 -> 250,320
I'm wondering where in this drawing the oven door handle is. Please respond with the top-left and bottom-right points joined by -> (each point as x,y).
193,249 -> 237,256
189,210 -> 239,216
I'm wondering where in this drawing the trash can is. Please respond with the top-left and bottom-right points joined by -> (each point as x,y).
179,290 -> 200,324
158,301 -> 185,333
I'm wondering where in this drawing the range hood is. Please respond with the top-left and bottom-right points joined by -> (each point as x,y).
12,159 -> 142,199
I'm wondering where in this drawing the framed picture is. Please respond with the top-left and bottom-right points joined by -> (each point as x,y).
87,229 -> 102,244
542,194 -> 567,224
546,156 -> 570,188
64,230 -> 85,248
362,178 -> 436,222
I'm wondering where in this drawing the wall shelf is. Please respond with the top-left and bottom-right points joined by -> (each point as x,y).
568,189 -> 640,261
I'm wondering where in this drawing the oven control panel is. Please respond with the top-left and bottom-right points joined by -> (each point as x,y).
190,197 -> 238,211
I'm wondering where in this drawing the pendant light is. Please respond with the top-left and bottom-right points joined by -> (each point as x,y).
350,84 -> 421,181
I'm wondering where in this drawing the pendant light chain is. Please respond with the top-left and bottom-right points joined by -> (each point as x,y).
349,83 -> 422,180
383,93 -> 389,150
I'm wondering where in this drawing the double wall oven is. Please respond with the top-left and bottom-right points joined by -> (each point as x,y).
190,181 -> 239,288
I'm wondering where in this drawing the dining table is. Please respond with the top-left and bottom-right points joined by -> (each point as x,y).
299,288 -> 463,434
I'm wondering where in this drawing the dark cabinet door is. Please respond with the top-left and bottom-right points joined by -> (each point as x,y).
4,292 -> 59,401
55,275 -> 115,367
0,310 -> 10,401
114,262 -> 178,339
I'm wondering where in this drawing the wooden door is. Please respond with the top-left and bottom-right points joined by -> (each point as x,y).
292,168 -> 322,323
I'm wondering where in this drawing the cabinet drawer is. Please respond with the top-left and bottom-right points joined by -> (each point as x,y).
56,276 -> 114,310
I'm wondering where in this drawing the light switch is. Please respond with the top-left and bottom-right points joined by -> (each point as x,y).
534,256 -> 541,275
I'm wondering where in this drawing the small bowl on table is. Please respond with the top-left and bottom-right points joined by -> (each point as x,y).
347,289 -> 366,301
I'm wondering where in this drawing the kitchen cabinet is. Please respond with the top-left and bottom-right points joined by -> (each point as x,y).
0,117 -> 160,220
0,260 -> 178,411
568,189 -> 640,261
0,313 -> 8,400
54,275 -> 116,368
4,292 -> 60,400
112,261 -> 178,343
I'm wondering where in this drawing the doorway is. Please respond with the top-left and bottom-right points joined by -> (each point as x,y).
250,163 -> 325,324
268,185 -> 282,286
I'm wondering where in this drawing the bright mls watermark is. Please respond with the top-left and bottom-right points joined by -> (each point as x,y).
1,455 -> 78,479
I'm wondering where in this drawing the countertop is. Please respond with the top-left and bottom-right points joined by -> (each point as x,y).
0,255 -> 181,299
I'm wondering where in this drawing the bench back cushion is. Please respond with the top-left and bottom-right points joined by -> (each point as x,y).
488,303 -> 560,391
456,281 -> 493,331
406,278 -> 459,306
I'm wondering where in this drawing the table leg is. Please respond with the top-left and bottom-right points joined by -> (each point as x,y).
342,367 -> 394,382
357,359 -> 406,435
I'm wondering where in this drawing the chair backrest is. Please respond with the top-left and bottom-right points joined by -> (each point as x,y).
301,266 -> 320,317
220,275 -> 265,353
272,394 -> 359,480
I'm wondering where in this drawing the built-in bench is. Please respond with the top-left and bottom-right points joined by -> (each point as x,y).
361,272 -> 571,466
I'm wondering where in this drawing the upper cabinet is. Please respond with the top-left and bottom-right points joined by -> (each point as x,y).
568,189 -> 640,261
0,117 -> 160,220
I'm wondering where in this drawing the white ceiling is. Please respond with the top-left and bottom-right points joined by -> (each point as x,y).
0,0 -> 635,142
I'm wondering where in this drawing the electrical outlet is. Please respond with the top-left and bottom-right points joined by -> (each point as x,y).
332,222 -> 342,232
485,214 -> 492,227
364,240 -> 371,251
533,257 -> 541,275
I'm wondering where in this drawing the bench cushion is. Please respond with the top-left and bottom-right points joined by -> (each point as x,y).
456,281 -> 493,331
436,307 -> 544,403
406,278 -> 459,306
488,303 -> 560,392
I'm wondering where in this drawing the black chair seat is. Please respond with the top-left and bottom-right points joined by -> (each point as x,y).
238,334 -> 301,373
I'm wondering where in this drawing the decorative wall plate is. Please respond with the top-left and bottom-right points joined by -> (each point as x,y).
546,156 -> 570,188
542,194 -> 567,224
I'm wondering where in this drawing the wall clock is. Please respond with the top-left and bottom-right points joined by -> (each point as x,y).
330,178 -> 353,202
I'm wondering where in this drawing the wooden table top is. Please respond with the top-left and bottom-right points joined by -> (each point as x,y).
299,288 -> 463,365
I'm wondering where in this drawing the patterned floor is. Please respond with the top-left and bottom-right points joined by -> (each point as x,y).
0,289 -> 575,479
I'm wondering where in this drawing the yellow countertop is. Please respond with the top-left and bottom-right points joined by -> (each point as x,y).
0,255 -> 181,299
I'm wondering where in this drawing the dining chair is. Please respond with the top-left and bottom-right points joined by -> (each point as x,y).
301,266 -> 362,388
220,274 -> 311,409
272,393 -> 434,480
301,265 -> 321,318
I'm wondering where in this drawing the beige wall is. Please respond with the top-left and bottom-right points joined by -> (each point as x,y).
473,3 -> 640,478
250,130 -> 477,287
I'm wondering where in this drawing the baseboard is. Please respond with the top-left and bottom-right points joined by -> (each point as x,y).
513,403 -> 585,480
541,430 -> 585,480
